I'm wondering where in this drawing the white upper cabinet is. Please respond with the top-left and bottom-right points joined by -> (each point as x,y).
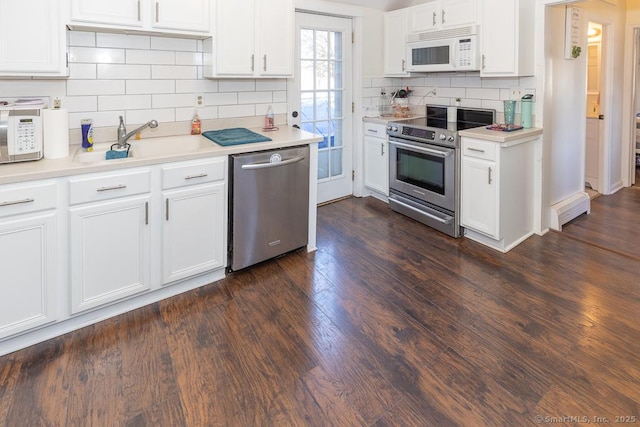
384,9 -> 411,77
480,0 -> 534,77
409,0 -> 477,33
152,0 -> 211,33
205,0 -> 294,78
69,0 -> 143,28
69,0 -> 211,37
0,0 -> 68,77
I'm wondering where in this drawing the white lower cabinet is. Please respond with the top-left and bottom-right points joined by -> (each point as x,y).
363,122 -> 389,197
161,158 -> 226,284
0,181 -> 58,340
68,169 -> 152,314
461,135 -> 536,252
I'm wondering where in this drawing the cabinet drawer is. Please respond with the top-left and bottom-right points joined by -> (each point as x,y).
462,138 -> 497,161
162,157 -> 226,190
69,169 -> 151,205
0,182 -> 57,217
364,122 -> 387,138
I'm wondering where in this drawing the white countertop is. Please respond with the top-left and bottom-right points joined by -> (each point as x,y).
0,126 -> 322,185
459,126 -> 543,145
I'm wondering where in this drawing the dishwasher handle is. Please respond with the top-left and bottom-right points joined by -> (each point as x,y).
241,155 -> 305,170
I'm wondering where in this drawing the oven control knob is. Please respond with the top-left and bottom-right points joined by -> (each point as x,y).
386,125 -> 392,131
391,126 -> 399,132
447,136 -> 455,142
439,134 -> 447,140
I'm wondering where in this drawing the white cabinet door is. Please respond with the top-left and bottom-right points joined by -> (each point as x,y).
162,182 -> 225,284
480,0 -> 534,77
442,0 -> 477,28
0,0 -> 67,76
258,0 -> 294,76
212,0 -> 293,77
70,196 -> 151,314
215,0 -> 255,75
70,0 -> 143,27
409,0 -> 476,33
384,10 -> 410,77
153,0 -> 210,33
0,212 -> 57,339
364,122 -> 389,196
409,2 -> 440,33
461,157 -> 498,238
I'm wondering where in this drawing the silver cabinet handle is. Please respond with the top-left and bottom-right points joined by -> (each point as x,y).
467,147 -> 485,153
166,198 -> 169,221
0,198 -> 34,207
137,0 -> 141,21
367,128 -> 378,133
432,11 -> 436,26
251,54 -> 255,72
381,142 -> 384,156
402,59 -> 406,71
442,9 -> 445,24
185,173 -> 208,180
155,2 -> 159,22
482,54 -> 486,70
145,202 -> 149,225
488,167 -> 493,184
263,55 -> 267,72
241,155 -> 304,170
97,184 -> 127,192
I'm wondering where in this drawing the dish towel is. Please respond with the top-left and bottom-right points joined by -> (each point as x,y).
202,128 -> 272,146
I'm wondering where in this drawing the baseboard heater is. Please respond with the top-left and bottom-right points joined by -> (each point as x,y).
550,192 -> 591,230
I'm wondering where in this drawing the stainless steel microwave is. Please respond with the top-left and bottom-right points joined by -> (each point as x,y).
406,26 -> 480,73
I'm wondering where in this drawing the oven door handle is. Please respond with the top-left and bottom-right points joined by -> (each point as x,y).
389,140 -> 453,158
390,195 -> 454,225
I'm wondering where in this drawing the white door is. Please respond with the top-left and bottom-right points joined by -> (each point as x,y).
289,13 -> 353,204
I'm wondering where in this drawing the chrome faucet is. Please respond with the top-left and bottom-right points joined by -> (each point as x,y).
116,116 -> 158,149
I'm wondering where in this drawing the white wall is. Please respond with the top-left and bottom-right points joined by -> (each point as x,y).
536,0 -> 628,232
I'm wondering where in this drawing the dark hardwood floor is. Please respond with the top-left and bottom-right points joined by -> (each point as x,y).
1,190 -> 639,426
564,183 -> 640,260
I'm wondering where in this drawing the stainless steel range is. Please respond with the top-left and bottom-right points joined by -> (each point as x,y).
386,105 -> 495,237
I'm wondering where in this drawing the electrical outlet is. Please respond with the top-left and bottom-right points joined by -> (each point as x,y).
510,88 -> 524,100
195,94 -> 204,108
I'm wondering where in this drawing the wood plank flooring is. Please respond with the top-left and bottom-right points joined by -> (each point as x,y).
1,190 -> 639,426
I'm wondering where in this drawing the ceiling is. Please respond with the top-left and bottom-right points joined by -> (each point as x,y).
321,0 -> 424,11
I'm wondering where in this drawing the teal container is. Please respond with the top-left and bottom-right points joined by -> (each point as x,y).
503,100 -> 516,126
521,94 -> 534,128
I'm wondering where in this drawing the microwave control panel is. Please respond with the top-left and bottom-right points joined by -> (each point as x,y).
457,38 -> 473,68
14,117 -> 40,153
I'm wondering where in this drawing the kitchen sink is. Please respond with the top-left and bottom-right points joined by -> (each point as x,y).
72,135 -> 216,163
73,143 -> 135,163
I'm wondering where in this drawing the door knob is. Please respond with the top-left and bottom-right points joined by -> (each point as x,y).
292,111 -> 299,118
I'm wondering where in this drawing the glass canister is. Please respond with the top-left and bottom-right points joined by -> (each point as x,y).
503,100 -> 516,126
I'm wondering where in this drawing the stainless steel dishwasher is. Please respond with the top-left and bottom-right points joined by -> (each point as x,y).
229,145 -> 310,271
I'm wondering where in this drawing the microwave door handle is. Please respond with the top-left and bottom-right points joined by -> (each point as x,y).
451,41 -> 457,69
389,140 -> 453,158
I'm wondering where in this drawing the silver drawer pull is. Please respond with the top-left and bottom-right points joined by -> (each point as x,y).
0,198 -> 35,207
467,147 -> 486,153
185,173 -> 208,180
97,184 -> 127,192
367,129 -> 378,133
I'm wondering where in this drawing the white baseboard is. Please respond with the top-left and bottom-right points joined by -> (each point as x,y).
550,192 -> 591,231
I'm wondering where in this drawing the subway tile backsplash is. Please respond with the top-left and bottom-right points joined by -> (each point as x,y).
0,30 -> 288,138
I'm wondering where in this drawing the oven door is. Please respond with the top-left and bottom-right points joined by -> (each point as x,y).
389,137 -> 456,212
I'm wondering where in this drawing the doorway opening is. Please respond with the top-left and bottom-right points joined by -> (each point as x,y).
631,28 -> 640,187
585,21 -> 603,199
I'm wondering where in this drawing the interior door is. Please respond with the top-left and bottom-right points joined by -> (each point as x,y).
288,12 -> 353,204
